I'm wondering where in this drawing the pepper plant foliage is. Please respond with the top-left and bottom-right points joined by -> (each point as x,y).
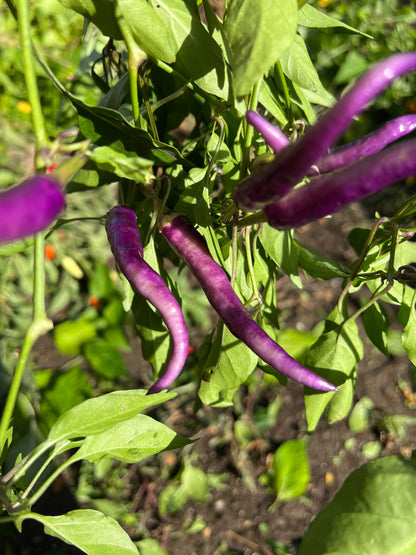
1,0 -> 416,552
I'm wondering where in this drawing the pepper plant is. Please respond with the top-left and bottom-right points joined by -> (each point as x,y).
1,0 -> 416,553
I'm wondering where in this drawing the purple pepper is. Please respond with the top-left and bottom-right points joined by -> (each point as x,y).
308,115 -> 416,175
246,110 -> 290,153
160,213 -> 338,392
0,176 -> 65,244
265,139 -> 416,229
105,206 -> 189,394
234,52 -> 416,211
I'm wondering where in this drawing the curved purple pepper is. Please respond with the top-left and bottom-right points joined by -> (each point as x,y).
307,114 -> 416,175
234,52 -> 416,211
265,139 -> 416,229
0,176 -> 65,244
105,206 -> 189,394
160,213 -> 338,392
246,110 -> 290,153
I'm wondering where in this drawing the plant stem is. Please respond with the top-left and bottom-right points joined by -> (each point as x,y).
27,456 -> 75,507
16,0 -> 49,160
0,316 -> 52,458
138,65 -> 159,140
244,227 -> 262,306
275,61 -> 295,129
237,211 -> 268,228
241,78 -> 262,177
0,236 -> 53,458
116,8 -> 146,127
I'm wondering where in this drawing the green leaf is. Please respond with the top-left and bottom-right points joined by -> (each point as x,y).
59,0 -> 123,39
48,389 -> 175,443
71,413 -> 190,464
83,339 -> 127,379
36,366 -> 93,436
224,0 -> 298,97
118,0 -> 177,62
259,226 -> 302,288
133,293 -> 171,381
136,538 -> 168,555
402,289 -> 416,366
276,328 -> 317,361
198,324 -> 258,407
88,263 -> 114,299
295,239 -> 349,280
55,88 -> 187,171
304,306 -> 363,432
298,4 -> 372,38
280,34 -> 327,93
54,319 -> 97,356
348,396 -> 375,434
272,438 -> 310,501
148,0 -> 230,99
181,461 -> 208,503
259,78 -> 288,125
362,301 -> 389,356
89,146 -> 152,182
158,484 -> 188,516
59,0 -> 176,62
26,509 -> 139,554
298,456 -> 416,555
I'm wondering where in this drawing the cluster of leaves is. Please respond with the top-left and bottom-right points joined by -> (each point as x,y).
2,0 -> 416,553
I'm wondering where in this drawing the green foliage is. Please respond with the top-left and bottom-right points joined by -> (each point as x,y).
24,509 -> 140,554
2,0 -> 416,551
298,456 -> 416,555
158,458 -> 224,515
224,0 -> 298,96
268,438 -> 311,502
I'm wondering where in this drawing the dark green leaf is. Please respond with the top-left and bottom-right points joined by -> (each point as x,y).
149,0 -> 230,99
259,226 -> 301,288
198,324 -> 258,407
361,301 -> 389,356
298,457 -> 416,555
295,239 -> 349,280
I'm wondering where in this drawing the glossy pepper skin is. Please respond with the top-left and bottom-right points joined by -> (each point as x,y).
247,110 -> 416,176
307,114 -> 416,175
105,206 -> 189,394
160,213 -> 338,392
265,139 -> 416,229
234,52 -> 416,211
0,176 -> 65,244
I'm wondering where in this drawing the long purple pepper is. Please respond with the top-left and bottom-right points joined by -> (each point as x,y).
234,52 -> 416,211
307,114 -> 416,175
0,176 -> 65,244
105,206 -> 189,394
266,139 -> 416,229
160,213 -> 338,392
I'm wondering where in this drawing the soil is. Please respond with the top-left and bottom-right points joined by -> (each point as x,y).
6,205 -> 416,555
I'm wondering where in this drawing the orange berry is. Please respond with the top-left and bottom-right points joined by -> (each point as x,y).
44,245 -> 56,261
88,296 -> 102,309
